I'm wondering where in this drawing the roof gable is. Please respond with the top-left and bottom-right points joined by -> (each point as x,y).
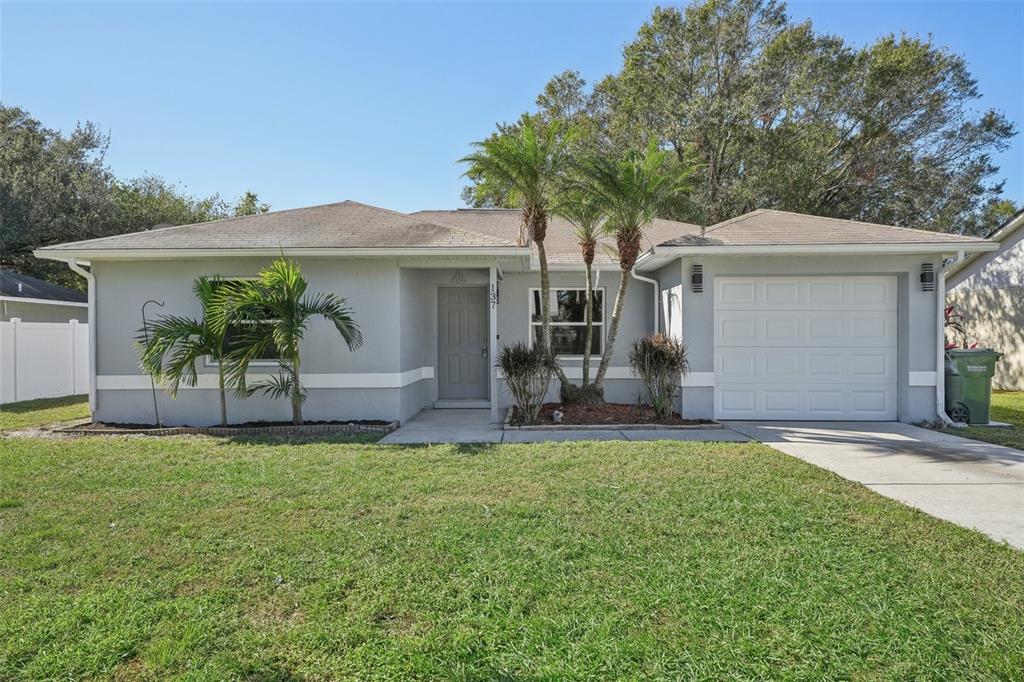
658,209 -> 994,247
39,200 -> 517,252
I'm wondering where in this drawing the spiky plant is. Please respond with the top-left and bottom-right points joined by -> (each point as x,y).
212,258 -> 363,425
136,276 -> 235,426
629,333 -> 689,419
498,342 -> 556,425
460,118 -> 576,358
575,142 -> 691,394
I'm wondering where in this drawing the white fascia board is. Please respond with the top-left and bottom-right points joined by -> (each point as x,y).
0,296 -> 88,307
34,246 -> 533,263
648,242 -> 997,257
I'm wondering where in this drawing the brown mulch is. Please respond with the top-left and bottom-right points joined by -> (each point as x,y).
81,419 -> 391,432
533,403 -> 712,426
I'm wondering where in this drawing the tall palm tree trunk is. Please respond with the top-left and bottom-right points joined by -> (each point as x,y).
291,355 -> 303,425
582,261 -> 594,386
594,271 -> 630,389
537,239 -> 553,354
217,362 -> 228,427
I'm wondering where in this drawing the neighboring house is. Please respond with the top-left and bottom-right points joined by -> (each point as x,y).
0,270 -> 88,322
945,209 -> 1024,390
34,201 -> 994,426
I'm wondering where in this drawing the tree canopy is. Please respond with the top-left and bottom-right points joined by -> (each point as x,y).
0,104 -> 270,287
463,0 -> 1017,233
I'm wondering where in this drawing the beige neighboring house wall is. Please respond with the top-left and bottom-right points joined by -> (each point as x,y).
946,210 -> 1024,390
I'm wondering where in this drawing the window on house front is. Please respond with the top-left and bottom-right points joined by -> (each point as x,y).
207,279 -> 279,364
529,288 -> 604,356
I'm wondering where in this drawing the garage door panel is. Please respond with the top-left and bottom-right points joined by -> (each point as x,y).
715,277 -> 896,311
714,275 -> 898,421
716,311 -> 897,348
716,348 -> 897,383
716,384 -> 897,420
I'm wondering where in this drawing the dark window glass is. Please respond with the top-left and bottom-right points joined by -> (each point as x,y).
532,326 -> 601,355
222,322 -> 278,360
210,279 -> 278,361
530,289 -> 602,323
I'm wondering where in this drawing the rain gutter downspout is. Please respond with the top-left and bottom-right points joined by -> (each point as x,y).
67,258 -> 96,412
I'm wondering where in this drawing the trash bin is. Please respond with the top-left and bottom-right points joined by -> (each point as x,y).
944,349 -> 1003,424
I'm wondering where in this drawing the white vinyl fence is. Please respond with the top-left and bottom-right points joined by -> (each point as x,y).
0,319 -> 89,404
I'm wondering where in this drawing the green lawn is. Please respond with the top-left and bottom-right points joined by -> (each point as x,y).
2,433 -> 1022,679
956,391 -> 1024,450
0,395 -> 89,431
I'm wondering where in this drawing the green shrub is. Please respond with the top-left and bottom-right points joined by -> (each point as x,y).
629,333 -> 689,419
499,342 -> 557,425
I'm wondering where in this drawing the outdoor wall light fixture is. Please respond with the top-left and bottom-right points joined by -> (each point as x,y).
691,263 -> 704,293
920,262 -> 935,291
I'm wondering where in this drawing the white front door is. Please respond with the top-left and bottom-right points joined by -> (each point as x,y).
713,276 -> 898,421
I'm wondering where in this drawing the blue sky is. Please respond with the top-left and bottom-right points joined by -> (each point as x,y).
3,1 -> 1022,213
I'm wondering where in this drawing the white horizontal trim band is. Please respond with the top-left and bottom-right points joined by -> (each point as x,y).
908,371 -> 937,387
36,247 -> 532,263
681,372 -> 715,387
0,296 -> 88,307
97,366 -> 435,391
647,243 -> 996,257
496,366 -> 634,380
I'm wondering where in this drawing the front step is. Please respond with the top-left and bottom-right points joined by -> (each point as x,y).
434,399 -> 490,409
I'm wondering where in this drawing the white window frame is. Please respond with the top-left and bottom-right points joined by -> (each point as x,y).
203,276 -> 280,367
527,286 -> 606,359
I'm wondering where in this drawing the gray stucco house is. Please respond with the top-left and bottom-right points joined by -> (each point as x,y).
945,209 -> 1024,390
0,270 -> 88,323
35,201 -> 994,426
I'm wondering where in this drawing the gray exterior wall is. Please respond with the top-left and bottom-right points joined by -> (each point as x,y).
1,299 -> 88,323
667,254 -> 941,423
495,269 -> 653,408
85,252 -> 944,426
92,257 -> 407,426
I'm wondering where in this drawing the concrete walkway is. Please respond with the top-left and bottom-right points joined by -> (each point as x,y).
728,421 -> 1024,549
379,409 -> 748,445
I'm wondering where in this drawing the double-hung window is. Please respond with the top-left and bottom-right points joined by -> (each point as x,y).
529,288 -> 603,356
206,279 -> 279,365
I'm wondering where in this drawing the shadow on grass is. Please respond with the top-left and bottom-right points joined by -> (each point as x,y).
0,394 -> 87,413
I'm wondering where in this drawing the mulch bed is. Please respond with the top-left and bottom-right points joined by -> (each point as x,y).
57,419 -> 397,437
511,402 -> 715,427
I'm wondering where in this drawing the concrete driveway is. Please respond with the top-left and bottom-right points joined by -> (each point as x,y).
728,421 -> 1024,549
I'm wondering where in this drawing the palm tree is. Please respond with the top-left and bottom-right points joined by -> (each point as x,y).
553,191 -> 604,390
459,118 -> 575,358
576,142 -> 691,394
137,276 -> 234,426
213,258 -> 363,425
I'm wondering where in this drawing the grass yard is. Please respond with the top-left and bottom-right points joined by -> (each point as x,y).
0,395 -> 90,432
1,432 -> 1022,680
956,391 -> 1024,450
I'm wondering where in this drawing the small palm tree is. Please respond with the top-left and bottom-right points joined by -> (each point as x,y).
213,258 -> 363,425
460,117 -> 575,357
576,142 -> 691,393
137,276 -> 234,426
554,191 -> 604,389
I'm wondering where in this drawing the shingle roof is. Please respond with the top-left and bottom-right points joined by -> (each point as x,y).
0,270 -> 86,303
658,209 -> 991,248
412,209 -> 703,264
38,201 -> 517,252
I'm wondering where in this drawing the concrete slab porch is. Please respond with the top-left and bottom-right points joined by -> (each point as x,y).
728,421 -> 1024,549
379,408 -> 750,445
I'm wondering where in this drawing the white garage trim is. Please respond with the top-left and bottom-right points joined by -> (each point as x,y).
713,276 -> 899,421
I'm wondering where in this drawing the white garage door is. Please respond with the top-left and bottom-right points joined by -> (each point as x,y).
714,276 -> 898,420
